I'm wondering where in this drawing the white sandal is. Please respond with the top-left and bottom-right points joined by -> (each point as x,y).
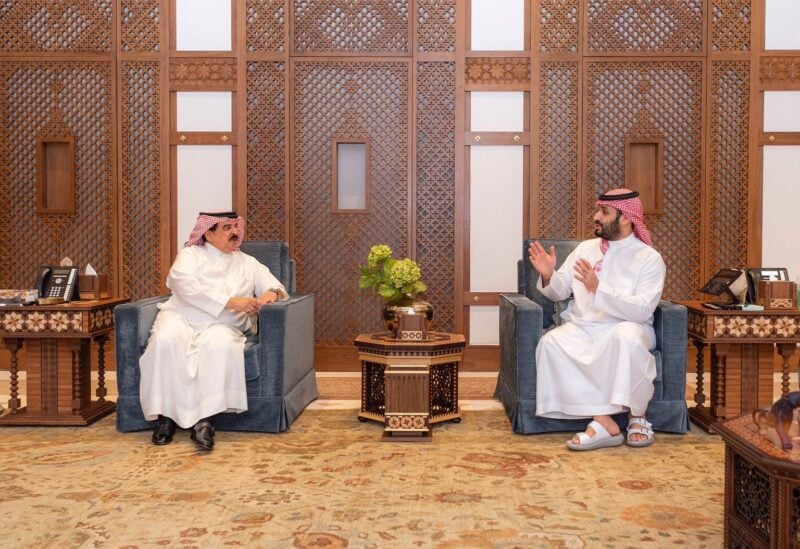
566,420 -> 624,451
627,417 -> 655,448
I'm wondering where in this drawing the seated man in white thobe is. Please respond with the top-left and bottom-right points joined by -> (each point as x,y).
528,188 -> 665,451
139,211 -> 288,451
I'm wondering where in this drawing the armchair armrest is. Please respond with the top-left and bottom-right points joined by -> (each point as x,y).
256,294 -> 315,399
653,300 -> 688,400
114,295 -> 169,398
498,293 -> 543,396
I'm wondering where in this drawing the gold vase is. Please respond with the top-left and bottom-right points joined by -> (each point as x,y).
381,295 -> 434,338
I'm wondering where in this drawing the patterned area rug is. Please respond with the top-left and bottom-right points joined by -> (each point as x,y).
2,410 -> 724,547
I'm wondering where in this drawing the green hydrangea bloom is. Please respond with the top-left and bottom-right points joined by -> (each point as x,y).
389,259 -> 421,289
367,244 -> 392,268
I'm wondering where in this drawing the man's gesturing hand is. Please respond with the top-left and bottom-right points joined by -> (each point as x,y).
528,241 -> 557,286
573,258 -> 599,293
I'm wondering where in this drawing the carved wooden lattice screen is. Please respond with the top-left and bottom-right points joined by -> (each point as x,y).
0,3 -> 115,291
293,61 -> 410,345
119,0 -> 163,300
416,0 -> 456,334
585,62 -> 703,299
245,1 -> 286,242
0,59 -> 114,289
239,0 -> 458,347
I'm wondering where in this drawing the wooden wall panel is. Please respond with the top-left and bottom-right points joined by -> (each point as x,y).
584,61 -> 703,300
416,61 -> 456,333
120,62 -> 164,300
709,61 -> 750,276
246,0 -> 286,53
537,62 -> 579,238
292,61 -> 409,345
292,1 -> 409,53
0,1 -> 112,53
246,61 -> 286,241
586,1 -> 703,54
0,62 -> 114,291
121,0 -> 161,53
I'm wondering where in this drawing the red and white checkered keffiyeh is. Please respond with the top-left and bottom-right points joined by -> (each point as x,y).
595,188 -> 653,254
184,211 -> 245,249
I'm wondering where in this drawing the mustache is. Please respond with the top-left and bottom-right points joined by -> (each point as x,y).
229,234 -> 239,241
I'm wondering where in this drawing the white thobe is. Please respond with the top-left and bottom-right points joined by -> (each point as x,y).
535,234 -> 666,419
139,243 -> 288,428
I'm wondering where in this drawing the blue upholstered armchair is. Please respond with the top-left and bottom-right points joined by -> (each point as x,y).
494,238 -> 690,434
114,241 -> 318,433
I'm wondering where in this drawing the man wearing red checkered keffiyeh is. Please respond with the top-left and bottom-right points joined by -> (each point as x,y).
139,210 -> 288,452
528,188 -> 666,452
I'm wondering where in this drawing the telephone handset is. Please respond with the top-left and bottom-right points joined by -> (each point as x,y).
34,266 -> 78,303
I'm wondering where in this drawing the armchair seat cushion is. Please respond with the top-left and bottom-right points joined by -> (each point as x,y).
114,241 -> 318,433
494,238 -> 689,434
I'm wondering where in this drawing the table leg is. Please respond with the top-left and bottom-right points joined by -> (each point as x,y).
778,343 -> 797,396
96,334 -> 107,402
693,340 -> 706,408
712,346 -> 727,420
4,338 -> 22,413
69,340 -> 82,414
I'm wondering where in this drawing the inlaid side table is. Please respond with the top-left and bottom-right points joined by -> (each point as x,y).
0,297 -> 128,426
714,414 -> 800,548
355,332 -> 465,440
681,301 -> 800,432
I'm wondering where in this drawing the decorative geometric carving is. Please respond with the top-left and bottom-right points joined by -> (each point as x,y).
293,61 -> 408,345
293,0 -> 409,53
246,62 -> 285,241
121,62 -> 163,300
539,0 -> 579,53
711,0 -> 751,52
760,56 -> 800,86
246,0 -> 285,53
709,61 -> 749,278
416,0 -> 456,53
712,315 -> 799,339
538,62 -> 578,238
732,453 -> 772,541
586,1 -> 703,54
0,1 -> 112,52
465,57 -> 530,89
586,61 -> 702,300
170,59 -> 237,90
417,62 -> 455,333
0,62 -> 114,293
121,0 -> 160,53
0,310 -> 83,334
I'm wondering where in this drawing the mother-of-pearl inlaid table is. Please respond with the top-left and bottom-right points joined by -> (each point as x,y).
680,301 -> 800,432
0,297 -> 128,425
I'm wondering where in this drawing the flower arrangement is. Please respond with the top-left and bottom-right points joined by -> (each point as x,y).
358,244 -> 427,303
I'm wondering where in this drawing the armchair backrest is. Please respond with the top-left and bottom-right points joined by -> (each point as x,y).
239,241 -> 296,295
518,238 -> 580,329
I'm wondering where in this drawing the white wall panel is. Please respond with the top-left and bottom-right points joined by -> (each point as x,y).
176,0 -> 231,51
470,146 -> 523,293
762,146 -> 800,284
470,0 -> 524,51
176,92 -> 232,132
469,306 -> 500,345
766,0 -> 800,50
470,92 -> 524,132
177,146 -> 233,251
763,92 -> 800,132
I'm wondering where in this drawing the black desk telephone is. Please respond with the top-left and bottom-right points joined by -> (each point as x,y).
34,266 -> 78,303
